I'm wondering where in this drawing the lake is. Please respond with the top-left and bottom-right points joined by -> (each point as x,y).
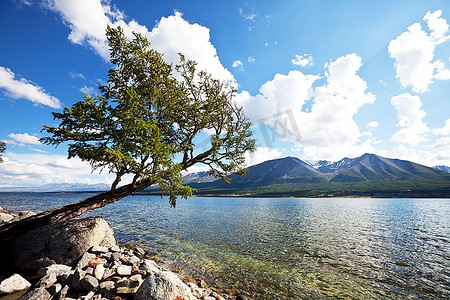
0,193 -> 449,299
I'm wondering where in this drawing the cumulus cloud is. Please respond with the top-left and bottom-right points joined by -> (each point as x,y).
433,136 -> 450,148
0,67 -> 61,108
232,60 -> 244,70
244,147 -> 282,167
0,152 -> 114,187
291,54 -> 313,67
237,53 -> 375,160
247,56 -> 255,63
388,10 -> 450,93
389,144 -> 450,167
367,121 -> 379,131
46,1 -> 235,83
390,93 -> 429,146
8,133 -> 41,145
433,119 -> 450,135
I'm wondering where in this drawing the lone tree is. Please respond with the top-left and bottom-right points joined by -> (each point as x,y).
0,26 -> 255,241
0,141 -> 5,163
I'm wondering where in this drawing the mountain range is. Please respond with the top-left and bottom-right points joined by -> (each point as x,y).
178,153 -> 450,197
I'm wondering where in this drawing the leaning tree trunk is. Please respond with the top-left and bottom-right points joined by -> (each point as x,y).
0,179 -> 151,242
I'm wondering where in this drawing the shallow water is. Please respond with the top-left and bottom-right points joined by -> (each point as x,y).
1,193 -> 449,299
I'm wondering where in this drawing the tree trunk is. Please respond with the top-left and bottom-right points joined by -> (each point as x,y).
0,179 -> 151,243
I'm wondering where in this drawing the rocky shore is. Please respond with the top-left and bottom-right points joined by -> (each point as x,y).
0,206 -> 247,300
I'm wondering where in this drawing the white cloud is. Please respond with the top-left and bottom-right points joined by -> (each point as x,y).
388,10 -> 450,93
0,152 -> 114,187
247,56 -> 255,63
244,147 -> 282,167
390,93 -> 429,146
367,121 -> 379,131
389,144 -> 450,167
239,7 -> 256,21
433,119 -> 450,135
232,60 -> 244,70
46,1 -> 235,84
8,133 -> 41,145
291,54 -> 313,67
237,53 -> 375,161
423,10 -> 450,44
69,71 -> 86,79
80,86 -> 96,96
0,67 -> 61,108
433,136 -> 450,148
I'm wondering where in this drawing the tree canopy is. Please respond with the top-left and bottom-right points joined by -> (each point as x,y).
41,26 -> 255,207
0,141 -> 5,163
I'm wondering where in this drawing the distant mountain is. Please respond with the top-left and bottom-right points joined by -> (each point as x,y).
433,165 -> 450,173
306,157 -> 355,173
182,171 -> 217,184
0,183 -> 110,193
176,153 -> 450,197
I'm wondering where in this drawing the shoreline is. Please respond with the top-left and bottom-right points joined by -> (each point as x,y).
0,206 -> 247,300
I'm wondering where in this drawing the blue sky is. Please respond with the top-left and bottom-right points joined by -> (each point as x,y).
1,0 -> 450,187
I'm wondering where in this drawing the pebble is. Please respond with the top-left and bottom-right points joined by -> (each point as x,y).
10,243 -> 241,300
116,265 -> 132,276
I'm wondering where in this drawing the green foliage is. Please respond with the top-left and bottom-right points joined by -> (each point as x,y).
0,141 -> 5,163
41,26 -> 255,207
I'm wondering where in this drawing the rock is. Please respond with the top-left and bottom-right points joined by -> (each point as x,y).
135,271 -> 195,300
102,268 -> 116,280
72,269 -> 86,292
200,279 -> 208,288
89,257 -> 107,268
99,280 -> 115,291
54,284 -> 69,300
10,217 -> 116,272
90,246 -> 109,253
134,247 -> 145,256
36,273 -> 57,288
140,259 -> 160,274
85,267 -> 94,275
81,275 -> 99,291
11,211 -> 36,222
132,266 -> 146,276
116,274 -> 143,294
116,265 -> 132,276
111,252 -> 121,262
110,245 -> 121,252
0,273 -> 32,294
48,283 -> 62,296
77,252 -> 97,269
92,294 -> 102,300
101,252 -> 112,260
0,212 -> 14,223
26,257 -> 56,271
81,291 -> 95,300
189,285 -> 204,299
18,287 -> 51,300
128,255 -> 141,266
94,264 -> 105,280
37,264 -> 72,278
